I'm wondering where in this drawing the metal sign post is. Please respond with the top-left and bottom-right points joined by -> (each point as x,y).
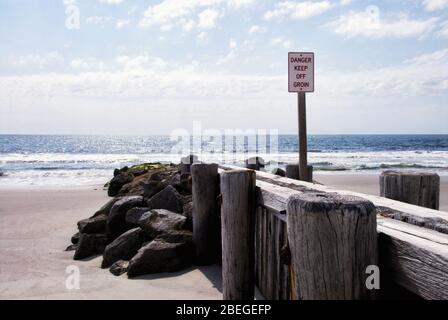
288,52 -> 314,182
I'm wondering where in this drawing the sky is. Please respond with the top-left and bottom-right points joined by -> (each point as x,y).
0,0 -> 447,135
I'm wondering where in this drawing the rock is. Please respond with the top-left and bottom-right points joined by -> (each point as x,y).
71,232 -> 81,245
127,240 -> 194,277
106,196 -> 145,239
65,244 -> 78,251
102,228 -> 146,268
155,230 -> 193,244
0,170 -> 4,177
114,168 -> 121,177
173,173 -> 192,194
141,180 -> 166,198
125,207 -> 150,227
150,172 -> 162,181
93,197 -> 123,217
139,209 -> 187,239
77,214 -> 107,234
108,172 -> 134,197
129,167 -> 147,177
74,234 -> 109,260
182,199 -> 193,220
272,168 -> 286,177
109,260 -> 129,276
146,185 -> 183,214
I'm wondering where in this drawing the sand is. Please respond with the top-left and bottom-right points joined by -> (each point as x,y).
314,174 -> 448,212
0,186 -> 222,300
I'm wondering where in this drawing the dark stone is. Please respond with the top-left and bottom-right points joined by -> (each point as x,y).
71,232 -> 81,245
125,207 -> 150,227
127,240 -> 194,277
155,230 -> 193,244
245,156 -> 265,170
102,228 -> 146,268
65,244 -> 78,251
74,234 -> 109,260
108,172 -> 134,197
139,209 -> 187,239
150,173 -> 162,181
146,185 -> 183,214
109,260 -> 129,276
92,197 -> 123,217
106,196 -> 145,239
129,167 -> 148,177
114,169 -> 121,177
272,168 -> 286,177
77,214 -> 107,234
141,180 -> 166,198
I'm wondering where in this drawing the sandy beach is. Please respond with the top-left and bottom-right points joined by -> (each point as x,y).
0,186 -> 222,300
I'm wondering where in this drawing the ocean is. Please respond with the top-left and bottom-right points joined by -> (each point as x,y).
1,134 -> 447,186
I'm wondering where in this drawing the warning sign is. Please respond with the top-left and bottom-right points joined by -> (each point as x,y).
288,52 -> 314,93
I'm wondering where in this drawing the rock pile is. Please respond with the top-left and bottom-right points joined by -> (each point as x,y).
67,163 -> 195,277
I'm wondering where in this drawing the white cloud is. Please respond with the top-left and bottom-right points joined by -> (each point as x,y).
436,20 -> 448,37
422,0 -> 448,11
248,25 -> 266,34
71,58 -> 106,70
13,51 -> 65,69
264,1 -> 332,20
98,0 -> 124,4
139,0 -> 255,30
325,10 -> 439,38
198,8 -> 220,29
116,19 -> 130,29
271,37 -> 292,49
86,16 -> 112,26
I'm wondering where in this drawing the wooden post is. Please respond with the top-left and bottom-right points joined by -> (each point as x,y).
380,170 -> 440,210
191,163 -> 220,265
298,92 -> 309,182
180,154 -> 198,174
245,157 -> 265,171
220,169 -> 256,300
286,164 -> 313,182
286,164 -> 299,180
287,192 -> 377,300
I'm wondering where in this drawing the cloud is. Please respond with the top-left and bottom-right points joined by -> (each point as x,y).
436,20 -> 448,37
264,1 -> 332,20
86,16 -> 112,25
12,52 -> 65,69
422,0 -> 448,11
139,0 -> 255,30
248,25 -> 266,34
325,10 -> 439,38
116,19 -> 130,29
198,8 -> 220,29
98,0 -> 124,4
271,37 -> 292,49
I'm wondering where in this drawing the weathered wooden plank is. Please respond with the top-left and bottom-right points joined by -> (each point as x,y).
377,217 -> 448,300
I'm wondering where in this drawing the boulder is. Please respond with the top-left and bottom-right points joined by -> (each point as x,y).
102,228 -> 146,268
146,185 -> 183,214
127,240 -> 194,277
125,207 -> 150,227
92,197 -> 123,217
109,260 -> 129,276
272,168 -> 286,177
74,234 -> 109,260
65,244 -> 78,251
155,230 -> 193,244
139,209 -> 187,239
108,172 -> 134,197
71,232 -> 81,245
106,196 -> 145,239
77,214 -> 107,234
141,180 -> 166,198
129,167 -> 148,177
0,170 -> 4,177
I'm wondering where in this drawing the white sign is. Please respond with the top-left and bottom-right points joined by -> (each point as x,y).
288,52 -> 314,93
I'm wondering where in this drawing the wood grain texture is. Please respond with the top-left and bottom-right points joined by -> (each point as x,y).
287,192 -> 378,300
191,163 -> 220,265
380,171 -> 440,210
220,169 -> 256,300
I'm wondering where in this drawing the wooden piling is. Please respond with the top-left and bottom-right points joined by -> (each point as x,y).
245,157 -> 265,171
287,192 -> 377,300
286,164 -> 313,182
180,154 -> 199,174
380,171 -> 440,210
191,163 -> 220,265
220,169 -> 256,300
